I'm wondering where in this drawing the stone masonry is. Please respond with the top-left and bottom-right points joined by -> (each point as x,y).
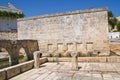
17,8 -> 110,56
0,3 -> 22,40
0,31 -> 17,40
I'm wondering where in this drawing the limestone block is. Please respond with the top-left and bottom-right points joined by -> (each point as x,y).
19,60 -> 34,72
59,57 -> 71,62
47,57 -> 108,62
0,69 -> 6,80
5,65 -> 21,79
33,51 -> 41,68
99,57 -> 107,62
116,57 -> 120,62
57,43 -> 63,52
67,43 -> 74,52
0,32 -> 17,40
76,43 -> 83,52
78,57 -> 87,62
40,57 -> 48,65
107,56 -> 117,62
47,57 -> 55,62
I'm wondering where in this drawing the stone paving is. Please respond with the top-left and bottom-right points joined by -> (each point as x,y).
10,62 -> 120,80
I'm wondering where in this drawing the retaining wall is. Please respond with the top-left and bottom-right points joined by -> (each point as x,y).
0,57 -> 48,80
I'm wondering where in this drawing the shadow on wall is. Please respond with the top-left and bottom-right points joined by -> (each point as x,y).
0,40 -> 39,66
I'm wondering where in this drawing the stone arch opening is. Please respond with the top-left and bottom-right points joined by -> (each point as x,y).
0,48 -> 9,58
19,47 -> 28,62
0,40 -> 39,66
0,48 -> 10,68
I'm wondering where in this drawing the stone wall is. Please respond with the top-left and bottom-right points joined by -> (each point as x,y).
0,17 -> 17,31
18,8 -> 110,56
0,31 -> 17,40
0,57 -> 48,80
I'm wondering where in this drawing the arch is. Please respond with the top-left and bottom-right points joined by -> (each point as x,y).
0,47 -> 10,68
0,48 -> 9,59
19,47 -> 28,62
0,40 -> 39,65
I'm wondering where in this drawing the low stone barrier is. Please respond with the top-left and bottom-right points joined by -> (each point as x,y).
19,60 -> 34,72
107,56 -> 120,62
47,56 -> 120,63
5,65 -> 21,79
0,57 -> 48,80
0,69 -> 6,80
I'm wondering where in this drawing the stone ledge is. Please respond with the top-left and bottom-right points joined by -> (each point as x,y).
0,69 -> 6,80
5,64 -> 21,79
18,60 -> 34,72
0,57 -> 48,80
47,57 -> 120,63
18,8 -> 107,21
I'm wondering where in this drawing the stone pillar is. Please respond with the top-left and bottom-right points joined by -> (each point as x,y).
33,51 -> 41,68
10,40 -> 19,65
8,55 -> 12,65
71,51 -> 78,70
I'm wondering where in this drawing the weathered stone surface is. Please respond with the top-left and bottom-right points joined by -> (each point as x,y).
5,65 -> 21,79
33,51 -> 41,68
0,57 -> 48,80
0,17 -> 17,32
47,57 -> 107,62
0,31 -> 17,40
19,60 -> 34,72
39,57 -> 48,65
10,62 -> 120,80
98,57 -> 107,62
0,40 -> 39,65
0,69 -> 6,80
110,44 -> 120,56
71,52 -> 78,70
18,8 -> 110,56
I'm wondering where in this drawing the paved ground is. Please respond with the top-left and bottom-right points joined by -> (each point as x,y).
10,62 -> 120,80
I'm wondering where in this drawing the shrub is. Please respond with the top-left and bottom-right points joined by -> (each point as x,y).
0,11 -> 25,18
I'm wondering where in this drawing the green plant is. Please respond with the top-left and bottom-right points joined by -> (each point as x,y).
0,11 -> 25,18
117,21 -> 120,31
107,11 -> 120,32
0,60 -> 9,69
108,11 -> 113,18
108,18 -> 118,29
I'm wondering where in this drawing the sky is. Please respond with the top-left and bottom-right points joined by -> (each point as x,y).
0,0 -> 120,17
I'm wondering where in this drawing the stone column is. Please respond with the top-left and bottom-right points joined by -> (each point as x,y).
8,55 -> 12,65
33,51 -> 41,68
10,40 -> 19,65
71,51 -> 78,70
